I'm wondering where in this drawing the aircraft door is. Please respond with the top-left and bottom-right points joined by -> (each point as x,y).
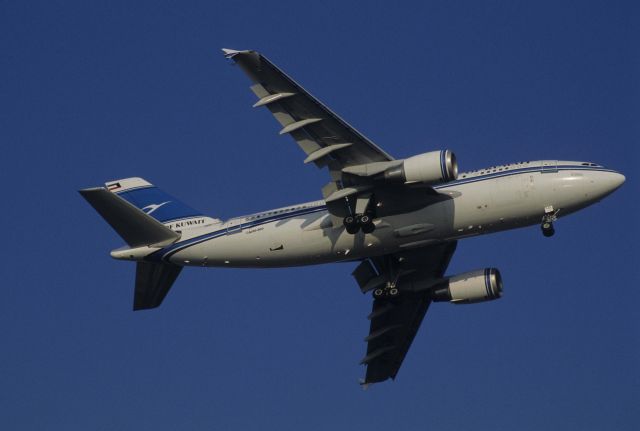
522,174 -> 535,199
226,221 -> 243,235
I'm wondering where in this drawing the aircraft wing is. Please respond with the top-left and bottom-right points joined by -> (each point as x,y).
223,49 -> 393,167
352,241 -> 457,384
223,48 -> 449,223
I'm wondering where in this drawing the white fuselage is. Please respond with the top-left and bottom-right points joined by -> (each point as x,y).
144,160 -> 624,268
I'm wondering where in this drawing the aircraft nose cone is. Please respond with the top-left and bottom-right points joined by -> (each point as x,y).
609,172 -> 626,190
604,172 -> 626,194
595,171 -> 625,199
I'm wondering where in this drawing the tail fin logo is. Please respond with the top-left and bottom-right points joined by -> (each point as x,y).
142,201 -> 171,215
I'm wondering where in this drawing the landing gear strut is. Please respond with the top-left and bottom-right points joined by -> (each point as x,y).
541,205 -> 559,237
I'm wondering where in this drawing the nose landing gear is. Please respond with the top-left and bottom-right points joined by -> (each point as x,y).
541,206 -> 559,237
541,220 -> 555,237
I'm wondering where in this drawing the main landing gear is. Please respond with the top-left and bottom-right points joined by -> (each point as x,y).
372,255 -> 401,299
373,280 -> 400,299
541,205 -> 559,237
343,193 -> 376,234
344,213 -> 375,234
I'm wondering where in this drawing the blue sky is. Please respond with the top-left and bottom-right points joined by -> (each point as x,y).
1,1 -> 638,429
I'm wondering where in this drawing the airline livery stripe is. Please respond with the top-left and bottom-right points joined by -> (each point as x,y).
153,205 -> 327,261
434,166 -> 615,189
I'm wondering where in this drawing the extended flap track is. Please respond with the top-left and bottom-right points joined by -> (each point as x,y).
360,345 -> 397,365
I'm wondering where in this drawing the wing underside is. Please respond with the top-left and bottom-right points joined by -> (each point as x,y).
223,48 -> 393,170
354,241 -> 457,384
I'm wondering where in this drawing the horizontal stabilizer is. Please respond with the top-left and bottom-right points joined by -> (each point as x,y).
134,262 -> 182,310
79,188 -> 180,248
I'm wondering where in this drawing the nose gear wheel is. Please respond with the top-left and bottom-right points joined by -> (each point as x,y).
541,206 -> 559,237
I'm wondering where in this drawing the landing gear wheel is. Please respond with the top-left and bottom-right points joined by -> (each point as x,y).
361,222 -> 375,234
346,224 -> 360,234
344,213 -> 376,234
344,216 -> 359,234
359,213 -> 375,233
541,222 -> 555,237
373,280 -> 401,299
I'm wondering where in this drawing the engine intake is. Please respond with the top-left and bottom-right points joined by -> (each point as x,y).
384,150 -> 458,185
431,268 -> 503,304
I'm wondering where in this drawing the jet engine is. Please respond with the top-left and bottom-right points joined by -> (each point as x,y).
384,150 -> 458,185
431,268 -> 503,304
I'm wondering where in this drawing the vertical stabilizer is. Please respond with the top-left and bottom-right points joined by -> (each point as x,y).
79,188 -> 180,248
105,177 -> 221,231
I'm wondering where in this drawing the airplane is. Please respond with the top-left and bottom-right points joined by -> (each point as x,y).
80,48 -> 625,385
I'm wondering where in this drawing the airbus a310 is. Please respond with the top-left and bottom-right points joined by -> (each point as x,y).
81,49 -> 625,384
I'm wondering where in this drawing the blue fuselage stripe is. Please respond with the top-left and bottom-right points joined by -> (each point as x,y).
152,205 -> 327,261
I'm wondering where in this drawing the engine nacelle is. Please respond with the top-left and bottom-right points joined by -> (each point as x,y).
384,150 -> 458,185
431,268 -> 503,304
